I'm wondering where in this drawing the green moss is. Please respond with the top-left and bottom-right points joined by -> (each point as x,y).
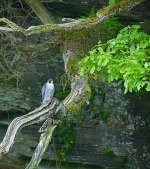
99,111 -> 111,122
63,29 -> 96,54
62,17 -> 122,64
27,24 -> 59,35
64,82 -> 91,113
97,0 -> 144,17
62,18 -> 121,113
54,123 -> 74,159
100,147 -> 114,156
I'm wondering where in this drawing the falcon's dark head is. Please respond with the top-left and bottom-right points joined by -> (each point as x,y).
47,78 -> 53,83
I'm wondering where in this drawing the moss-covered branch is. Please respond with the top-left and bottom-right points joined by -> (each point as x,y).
0,0 -> 144,35
97,0 -> 144,18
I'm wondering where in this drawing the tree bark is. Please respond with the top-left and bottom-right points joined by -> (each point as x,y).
25,125 -> 57,169
24,0 -> 55,24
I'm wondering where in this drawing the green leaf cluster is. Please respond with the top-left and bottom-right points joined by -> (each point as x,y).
109,0 -> 117,5
79,25 -> 150,93
54,121 -> 74,160
100,147 -> 114,156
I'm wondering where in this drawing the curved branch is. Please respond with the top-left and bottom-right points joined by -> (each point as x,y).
0,98 -> 61,158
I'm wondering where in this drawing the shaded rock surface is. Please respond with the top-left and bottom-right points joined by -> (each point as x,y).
0,83 -> 150,169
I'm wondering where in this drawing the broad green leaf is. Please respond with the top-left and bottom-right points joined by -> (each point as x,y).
79,67 -> 85,76
102,59 -> 109,67
90,65 -> 95,74
83,56 -> 89,63
146,83 -> 150,91
144,62 -> 148,68
97,57 -> 103,66
137,83 -> 141,91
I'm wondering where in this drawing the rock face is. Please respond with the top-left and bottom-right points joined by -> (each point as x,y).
0,34 -> 64,112
49,83 -> 149,169
81,83 -> 150,169
0,83 -> 150,169
0,0 -> 149,112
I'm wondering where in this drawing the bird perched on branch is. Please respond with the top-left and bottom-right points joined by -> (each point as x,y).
42,78 -> 55,104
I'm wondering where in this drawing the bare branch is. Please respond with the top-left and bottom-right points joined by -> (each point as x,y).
0,98 -> 61,158
0,26 -> 14,32
25,125 -> 57,169
0,18 -> 26,34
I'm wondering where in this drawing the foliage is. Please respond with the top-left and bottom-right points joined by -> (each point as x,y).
0,32 -> 28,87
99,110 -> 111,122
109,0 -> 117,5
54,121 -> 74,160
62,17 -> 122,55
100,147 -> 114,155
98,17 -> 123,42
54,111 -> 85,160
55,83 -> 70,101
79,25 -> 150,93
80,6 -> 96,19
72,111 -> 84,124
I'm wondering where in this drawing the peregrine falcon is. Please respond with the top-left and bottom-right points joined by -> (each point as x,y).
42,78 -> 55,104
